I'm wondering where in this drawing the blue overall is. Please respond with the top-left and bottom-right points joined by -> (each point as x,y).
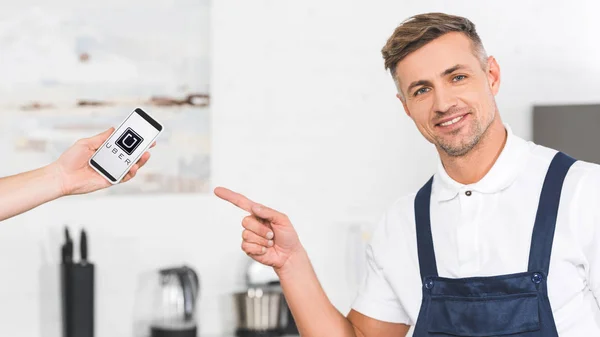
412,151 -> 575,336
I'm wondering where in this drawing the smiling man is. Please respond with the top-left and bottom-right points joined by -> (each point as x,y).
215,12 -> 600,336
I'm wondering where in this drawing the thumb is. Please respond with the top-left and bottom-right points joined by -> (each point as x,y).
251,204 -> 288,225
85,127 -> 115,149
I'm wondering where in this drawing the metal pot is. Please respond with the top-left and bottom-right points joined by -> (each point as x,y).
233,287 -> 286,337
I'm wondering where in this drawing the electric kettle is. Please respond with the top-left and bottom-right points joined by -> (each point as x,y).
134,265 -> 200,337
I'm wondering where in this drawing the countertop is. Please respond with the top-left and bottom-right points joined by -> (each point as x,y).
203,334 -> 300,337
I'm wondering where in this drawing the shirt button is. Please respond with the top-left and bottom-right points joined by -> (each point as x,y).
465,190 -> 472,196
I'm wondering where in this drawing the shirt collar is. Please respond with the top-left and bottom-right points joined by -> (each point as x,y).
434,123 -> 530,202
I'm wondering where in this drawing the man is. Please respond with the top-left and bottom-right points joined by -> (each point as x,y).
215,12 -> 600,336
0,127 -> 154,221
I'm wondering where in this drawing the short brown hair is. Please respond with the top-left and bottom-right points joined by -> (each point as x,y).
382,12 -> 487,89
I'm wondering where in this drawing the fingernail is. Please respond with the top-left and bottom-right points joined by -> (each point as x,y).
261,246 -> 266,253
266,232 -> 274,239
268,240 -> 273,247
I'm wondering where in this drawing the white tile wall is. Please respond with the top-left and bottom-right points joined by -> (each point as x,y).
1,0 -> 600,336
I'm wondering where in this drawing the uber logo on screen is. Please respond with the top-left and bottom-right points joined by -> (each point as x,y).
115,127 -> 144,155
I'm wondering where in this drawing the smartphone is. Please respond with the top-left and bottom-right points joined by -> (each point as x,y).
89,108 -> 163,184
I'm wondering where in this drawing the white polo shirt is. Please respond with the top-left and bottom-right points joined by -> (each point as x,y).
351,124 -> 600,336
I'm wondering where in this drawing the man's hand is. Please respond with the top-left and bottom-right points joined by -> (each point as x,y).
214,187 -> 302,273
51,127 -> 155,196
215,187 -> 410,337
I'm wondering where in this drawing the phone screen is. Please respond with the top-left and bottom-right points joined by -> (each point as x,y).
90,108 -> 162,183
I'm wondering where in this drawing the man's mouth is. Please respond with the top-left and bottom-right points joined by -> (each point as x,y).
435,113 -> 468,127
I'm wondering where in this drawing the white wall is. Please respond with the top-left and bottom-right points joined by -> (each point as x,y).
2,0 -> 600,336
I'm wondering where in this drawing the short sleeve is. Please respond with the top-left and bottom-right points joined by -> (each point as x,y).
350,212 -> 410,324
581,168 -> 600,304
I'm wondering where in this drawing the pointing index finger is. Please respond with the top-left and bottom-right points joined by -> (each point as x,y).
214,187 -> 256,213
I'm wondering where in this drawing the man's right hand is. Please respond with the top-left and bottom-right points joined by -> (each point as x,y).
214,186 -> 410,337
214,187 -> 303,272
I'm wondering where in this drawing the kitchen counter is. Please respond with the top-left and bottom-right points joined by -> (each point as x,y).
204,334 -> 300,337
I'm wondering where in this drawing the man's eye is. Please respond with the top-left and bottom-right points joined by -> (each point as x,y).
414,87 -> 429,96
453,75 -> 466,81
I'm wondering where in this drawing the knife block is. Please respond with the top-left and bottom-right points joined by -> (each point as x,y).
61,262 -> 95,337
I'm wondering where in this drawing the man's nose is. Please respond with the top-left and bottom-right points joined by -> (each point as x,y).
432,87 -> 458,114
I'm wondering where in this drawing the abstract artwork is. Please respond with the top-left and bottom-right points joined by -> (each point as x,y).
0,0 -> 210,194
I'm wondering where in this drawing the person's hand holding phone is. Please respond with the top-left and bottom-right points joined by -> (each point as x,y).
214,187 -> 304,274
0,116 -> 159,222
51,127 -> 155,196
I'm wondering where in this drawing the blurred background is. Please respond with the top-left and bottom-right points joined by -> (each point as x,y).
0,0 -> 599,336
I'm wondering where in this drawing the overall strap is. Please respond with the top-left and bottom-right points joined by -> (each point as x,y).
528,152 -> 576,275
414,176 -> 439,280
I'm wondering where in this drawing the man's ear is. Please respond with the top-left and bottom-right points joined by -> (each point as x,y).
397,92 -> 411,118
486,55 -> 501,96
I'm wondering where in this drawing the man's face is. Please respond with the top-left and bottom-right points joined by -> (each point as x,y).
395,32 -> 500,157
